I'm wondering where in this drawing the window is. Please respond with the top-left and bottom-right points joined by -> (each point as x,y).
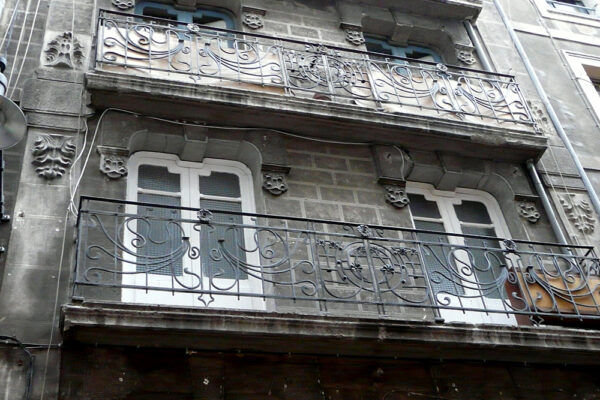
135,2 -> 235,29
365,37 -> 443,63
407,184 -> 516,325
546,0 -> 595,15
123,153 -> 262,309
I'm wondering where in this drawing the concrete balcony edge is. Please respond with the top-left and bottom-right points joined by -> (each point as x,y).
85,72 -> 548,163
63,302 -> 600,365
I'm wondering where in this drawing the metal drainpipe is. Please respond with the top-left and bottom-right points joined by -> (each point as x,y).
491,0 -> 600,221
527,160 -> 569,244
463,21 -> 494,72
465,15 -> 569,245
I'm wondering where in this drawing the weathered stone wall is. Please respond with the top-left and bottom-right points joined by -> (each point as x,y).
59,346 -> 600,400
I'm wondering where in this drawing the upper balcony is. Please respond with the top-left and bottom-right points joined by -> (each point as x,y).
86,10 -> 547,162
63,197 -> 600,363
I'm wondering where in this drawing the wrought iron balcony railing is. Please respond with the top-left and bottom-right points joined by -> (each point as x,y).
94,9 -> 537,131
74,197 -> 600,325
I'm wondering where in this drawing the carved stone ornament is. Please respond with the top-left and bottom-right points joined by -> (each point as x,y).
385,185 -> 409,208
97,146 -> 128,179
455,45 -> 476,66
242,7 -> 265,30
517,201 -> 541,223
31,134 -> 76,179
560,194 -> 596,234
341,24 -> 365,46
262,173 -> 288,195
111,0 -> 134,10
44,32 -> 84,69
527,100 -> 551,134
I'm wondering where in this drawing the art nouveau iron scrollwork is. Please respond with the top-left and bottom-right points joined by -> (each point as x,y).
75,197 -> 600,323
94,10 -> 537,130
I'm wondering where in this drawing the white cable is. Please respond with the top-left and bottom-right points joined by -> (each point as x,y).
8,0 -> 43,98
0,0 -> 21,52
6,0 -> 31,90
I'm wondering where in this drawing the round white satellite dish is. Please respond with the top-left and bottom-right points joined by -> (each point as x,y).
0,95 -> 26,150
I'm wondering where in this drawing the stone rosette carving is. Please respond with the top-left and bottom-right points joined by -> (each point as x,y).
515,195 -> 541,223
97,146 -> 128,179
517,201 -> 541,223
44,31 -> 84,69
262,164 -> 290,196
560,194 -> 596,234
31,134 -> 76,179
341,24 -> 365,46
527,100 -> 551,134
242,7 -> 265,30
385,185 -> 409,208
455,45 -> 476,66
111,0 -> 134,10
262,173 -> 287,195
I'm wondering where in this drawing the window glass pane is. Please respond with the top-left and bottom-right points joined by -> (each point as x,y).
454,200 -> 492,224
141,6 -> 178,20
193,14 -> 227,29
138,165 -> 180,193
200,199 -> 247,280
414,220 -> 463,297
365,40 -> 394,56
408,194 -> 442,219
199,172 -> 241,197
136,193 -> 183,276
462,226 -> 505,300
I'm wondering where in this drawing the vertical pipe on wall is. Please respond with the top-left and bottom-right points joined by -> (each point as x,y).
465,12 -> 570,245
464,20 -> 494,72
527,160 -> 569,245
491,0 -> 600,220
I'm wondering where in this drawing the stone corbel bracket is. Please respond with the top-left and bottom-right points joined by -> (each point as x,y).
242,6 -> 266,30
380,178 -> 409,209
341,23 -> 365,46
515,194 -> 541,223
44,31 -> 85,69
31,134 -> 76,180
371,145 -> 413,208
262,164 -> 290,196
97,146 -> 129,179
455,44 -> 477,66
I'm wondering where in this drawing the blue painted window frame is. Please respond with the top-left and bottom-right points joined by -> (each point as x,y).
365,37 -> 443,63
134,2 -> 235,29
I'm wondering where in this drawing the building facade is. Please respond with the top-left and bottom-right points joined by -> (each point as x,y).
1,0 -> 600,398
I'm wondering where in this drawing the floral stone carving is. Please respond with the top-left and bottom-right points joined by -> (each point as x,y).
263,173 -> 288,195
517,201 -> 541,223
343,26 -> 365,46
44,32 -> 84,68
385,185 -> 409,208
31,134 -> 76,179
111,0 -> 134,10
560,194 -> 596,234
97,146 -> 128,179
455,45 -> 476,66
242,7 -> 265,30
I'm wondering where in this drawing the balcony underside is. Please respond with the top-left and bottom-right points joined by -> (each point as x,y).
62,302 -> 600,365
86,72 -> 547,163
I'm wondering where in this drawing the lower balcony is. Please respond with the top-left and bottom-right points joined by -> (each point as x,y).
63,196 -> 600,364
71,196 -> 600,324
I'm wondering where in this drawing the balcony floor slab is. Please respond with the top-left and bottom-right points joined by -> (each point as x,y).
63,301 -> 600,365
86,72 -> 548,163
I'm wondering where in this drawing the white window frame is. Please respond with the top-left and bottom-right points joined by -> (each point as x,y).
406,182 -> 517,325
565,51 -> 600,125
533,0 -> 600,27
123,152 -> 264,310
